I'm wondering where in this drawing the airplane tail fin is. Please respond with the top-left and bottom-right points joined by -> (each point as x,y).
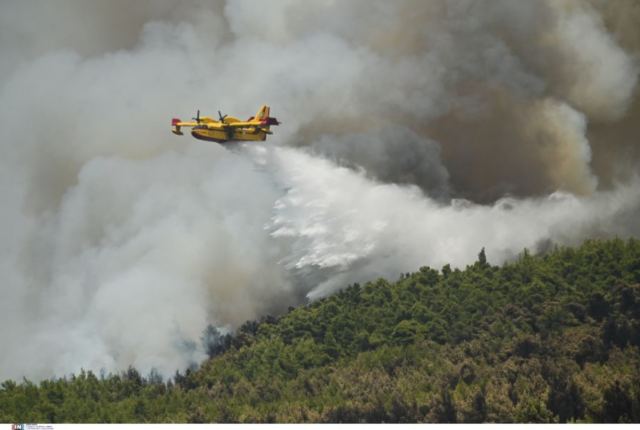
171,118 -> 183,135
255,105 -> 270,121
254,105 -> 280,128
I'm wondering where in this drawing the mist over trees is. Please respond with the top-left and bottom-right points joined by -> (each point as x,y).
1,239 -> 639,423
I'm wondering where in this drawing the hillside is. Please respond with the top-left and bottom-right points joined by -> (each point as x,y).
1,239 -> 640,423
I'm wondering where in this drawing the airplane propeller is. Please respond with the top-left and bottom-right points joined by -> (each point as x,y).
218,110 -> 228,122
192,110 -> 201,124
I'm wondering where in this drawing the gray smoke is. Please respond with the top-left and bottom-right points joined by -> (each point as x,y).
0,0 -> 639,381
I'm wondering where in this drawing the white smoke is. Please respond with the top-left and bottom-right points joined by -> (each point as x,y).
262,146 -> 640,298
0,0 -> 639,381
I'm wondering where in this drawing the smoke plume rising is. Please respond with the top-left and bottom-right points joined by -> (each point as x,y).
0,0 -> 639,381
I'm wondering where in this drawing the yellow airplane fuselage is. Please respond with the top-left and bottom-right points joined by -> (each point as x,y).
191,122 -> 268,143
171,105 -> 279,144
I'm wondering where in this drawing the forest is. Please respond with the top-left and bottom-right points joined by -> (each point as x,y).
1,238 -> 639,423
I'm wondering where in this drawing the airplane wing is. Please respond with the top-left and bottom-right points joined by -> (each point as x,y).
221,117 -> 280,129
172,116 -> 222,132
174,120 -> 198,127
171,118 -> 198,135
220,121 -> 259,128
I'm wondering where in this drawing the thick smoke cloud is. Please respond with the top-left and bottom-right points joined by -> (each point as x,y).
310,126 -> 451,199
0,0 -> 638,381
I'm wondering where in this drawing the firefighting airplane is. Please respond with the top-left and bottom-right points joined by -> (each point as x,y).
171,105 -> 280,144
